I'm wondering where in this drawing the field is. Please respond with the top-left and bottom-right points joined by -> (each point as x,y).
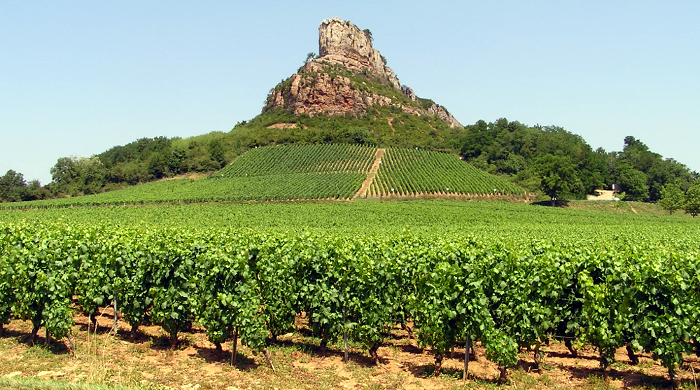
370,148 -> 524,197
0,145 -> 525,210
1,200 -> 700,390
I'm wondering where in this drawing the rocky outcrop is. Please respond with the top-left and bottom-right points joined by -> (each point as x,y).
316,17 -> 401,90
264,17 -> 463,129
428,104 -> 462,129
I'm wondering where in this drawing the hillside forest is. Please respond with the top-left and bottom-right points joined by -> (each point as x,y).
1,117 -> 697,204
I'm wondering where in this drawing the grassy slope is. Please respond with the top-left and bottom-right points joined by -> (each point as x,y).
566,199 -> 696,217
0,146 -> 525,209
238,60 -> 463,152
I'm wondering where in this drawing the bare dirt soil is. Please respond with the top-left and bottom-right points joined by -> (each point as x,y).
1,305 -> 699,390
353,148 -> 385,199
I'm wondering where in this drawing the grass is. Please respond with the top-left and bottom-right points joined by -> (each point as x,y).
567,199 -> 696,217
1,322 -> 697,390
0,377 -> 148,390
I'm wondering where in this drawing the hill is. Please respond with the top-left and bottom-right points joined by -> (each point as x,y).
0,17 -> 697,205
0,145 -> 525,209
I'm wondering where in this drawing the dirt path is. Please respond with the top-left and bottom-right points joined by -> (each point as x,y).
353,148 -> 385,199
387,117 -> 395,134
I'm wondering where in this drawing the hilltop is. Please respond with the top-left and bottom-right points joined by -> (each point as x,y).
263,17 -> 462,128
0,18 -> 696,207
233,17 -> 465,151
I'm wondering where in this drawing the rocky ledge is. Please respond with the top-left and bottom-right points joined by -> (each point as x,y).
264,17 -> 462,129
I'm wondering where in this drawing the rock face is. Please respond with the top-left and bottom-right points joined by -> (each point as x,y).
316,17 -> 401,90
264,17 -> 463,129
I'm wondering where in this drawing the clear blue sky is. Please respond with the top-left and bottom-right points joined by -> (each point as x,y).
2,1 -> 699,184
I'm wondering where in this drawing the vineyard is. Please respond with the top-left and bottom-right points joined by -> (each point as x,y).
0,144 -> 380,209
1,202 -> 699,387
0,145 -> 529,210
369,148 -> 525,197
0,173 -> 365,209
216,144 -> 376,177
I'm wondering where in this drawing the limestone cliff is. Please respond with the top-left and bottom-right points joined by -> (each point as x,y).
263,17 -> 463,129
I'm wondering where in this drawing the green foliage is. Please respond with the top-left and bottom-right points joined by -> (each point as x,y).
0,170 -> 31,202
372,148 -> 524,197
207,139 -> 227,169
685,181 -> 700,217
148,234 -> 197,347
534,154 -> 584,205
460,123 -> 695,200
4,145 -> 527,208
50,156 -> 107,196
459,119 -> 611,195
658,181 -> 685,215
578,252 -> 636,370
146,152 -> 168,179
194,235 -> 267,350
1,209 -> 698,386
615,136 -> 695,202
217,144 -> 375,177
6,225 -> 75,340
409,239 -> 494,358
0,236 -> 13,330
0,173 -> 365,208
617,164 -> 649,201
304,52 -> 317,64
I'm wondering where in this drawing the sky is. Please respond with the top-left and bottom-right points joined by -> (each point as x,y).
2,1 -> 699,184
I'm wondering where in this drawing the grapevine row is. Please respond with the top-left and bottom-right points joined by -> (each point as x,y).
1,221 -> 698,385
0,173 -> 366,209
371,148 -> 524,197
217,144 -> 376,178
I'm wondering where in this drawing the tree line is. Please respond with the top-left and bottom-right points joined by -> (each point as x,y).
1,117 -> 697,204
1,135 -> 231,201
458,119 -> 698,203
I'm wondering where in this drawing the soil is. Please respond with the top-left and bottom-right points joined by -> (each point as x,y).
353,148 -> 385,199
1,306 -> 698,390
387,117 -> 396,134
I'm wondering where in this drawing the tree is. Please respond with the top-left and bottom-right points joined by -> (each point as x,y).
647,158 -> 693,201
617,164 -> 649,201
658,181 -> 685,215
50,156 -> 106,196
685,181 -> 700,217
619,136 -> 660,173
147,152 -> 168,179
50,157 -> 79,187
534,154 -> 584,206
0,170 -> 27,202
304,52 -> 316,65
363,28 -> 373,42
78,156 -> 107,194
208,139 -> 226,168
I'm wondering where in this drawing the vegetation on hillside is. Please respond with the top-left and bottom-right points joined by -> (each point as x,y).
458,119 -> 698,201
217,144 -> 375,177
370,148 -> 524,197
0,145 -> 528,209
1,68 -> 696,206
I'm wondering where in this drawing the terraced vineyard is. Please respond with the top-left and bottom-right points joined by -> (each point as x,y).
217,144 -> 376,177
0,145 -> 376,209
369,148 -> 525,197
0,145 -> 528,210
